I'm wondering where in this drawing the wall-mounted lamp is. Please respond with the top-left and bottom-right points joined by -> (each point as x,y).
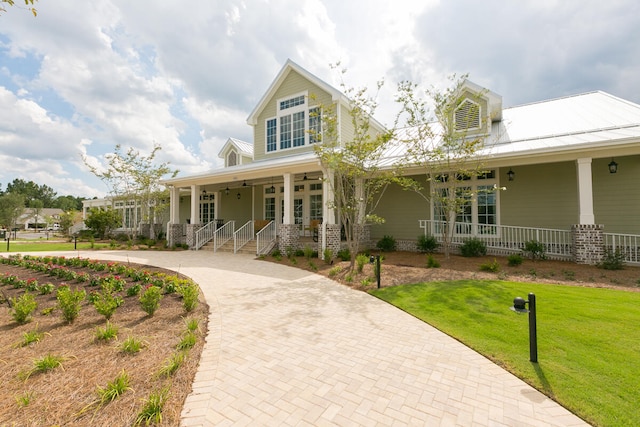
507,168 -> 515,181
510,293 -> 537,363
303,173 -> 308,181
225,187 -> 230,196
236,192 -> 241,200
608,158 -> 618,174
243,180 -> 247,187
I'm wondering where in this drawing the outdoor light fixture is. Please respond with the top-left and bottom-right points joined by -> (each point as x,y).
236,192 -> 241,200
303,173 -> 308,180
608,158 -> 618,174
510,293 -> 538,363
507,168 -> 515,181
225,187 -> 230,196
243,180 -> 247,187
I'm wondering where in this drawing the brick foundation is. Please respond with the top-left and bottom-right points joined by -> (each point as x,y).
572,224 -> 604,265
278,224 -> 300,252
318,224 -> 341,260
167,223 -> 186,247
185,223 -> 202,249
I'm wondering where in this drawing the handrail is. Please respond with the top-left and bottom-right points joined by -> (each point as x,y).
256,220 -> 276,255
213,220 -> 235,252
193,220 -> 217,250
234,220 -> 255,253
419,220 -> 573,259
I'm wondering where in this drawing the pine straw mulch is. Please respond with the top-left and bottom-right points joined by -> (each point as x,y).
266,251 -> 640,292
0,258 -> 208,427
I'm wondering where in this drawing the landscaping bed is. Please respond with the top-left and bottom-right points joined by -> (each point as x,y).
0,255 -> 208,426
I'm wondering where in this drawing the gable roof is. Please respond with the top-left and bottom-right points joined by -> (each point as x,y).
217,137 -> 253,159
246,59 -> 347,126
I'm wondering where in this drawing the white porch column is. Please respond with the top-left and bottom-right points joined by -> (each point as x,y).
190,185 -> 201,224
576,158 -> 595,224
355,178 -> 365,223
169,186 -> 180,223
283,173 -> 294,224
322,169 -> 336,224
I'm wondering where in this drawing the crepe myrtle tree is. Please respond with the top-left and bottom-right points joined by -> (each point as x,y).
0,0 -> 37,16
394,74 -> 501,258
312,64 -> 413,271
83,144 -> 178,240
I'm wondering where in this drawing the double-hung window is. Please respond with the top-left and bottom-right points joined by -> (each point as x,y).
266,92 -> 321,152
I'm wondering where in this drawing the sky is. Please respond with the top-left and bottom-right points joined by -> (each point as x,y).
1,0 -> 639,199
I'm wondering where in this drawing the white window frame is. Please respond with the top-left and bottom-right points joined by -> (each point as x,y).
264,91 -> 321,153
430,171 -> 499,236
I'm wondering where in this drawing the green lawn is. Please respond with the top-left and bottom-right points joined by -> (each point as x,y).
0,241 -> 109,252
371,280 -> 640,427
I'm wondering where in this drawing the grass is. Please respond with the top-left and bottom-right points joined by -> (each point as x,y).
370,280 -> 640,427
96,370 -> 132,404
0,242 -> 109,252
120,336 -> 146,354
134,385 -> 170,426
94,321 -> 119,342
21,354 -> 65,380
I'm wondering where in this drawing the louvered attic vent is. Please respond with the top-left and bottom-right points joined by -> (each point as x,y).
454,99 -> 481,131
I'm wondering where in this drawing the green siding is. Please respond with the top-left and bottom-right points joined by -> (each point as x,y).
371,175 -> 430,240
218,188 -> 252,225
594,155 -> 640,234
500,162 -> 579,229
254,71 -> 333,161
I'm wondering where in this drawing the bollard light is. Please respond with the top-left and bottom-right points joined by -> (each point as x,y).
510,293 -> 538,363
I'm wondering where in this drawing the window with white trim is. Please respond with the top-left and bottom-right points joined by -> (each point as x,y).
265,92 -> 321,152
199,193 -> 215,224
431,171 -> 498,235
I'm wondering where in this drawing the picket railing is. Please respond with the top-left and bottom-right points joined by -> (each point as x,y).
234,220 -> 254,253
256,221 -> 276,255
604,232 -> 640,265
213,221 -> 235,252
193,220 -> 217,250
419,220 -> 573,259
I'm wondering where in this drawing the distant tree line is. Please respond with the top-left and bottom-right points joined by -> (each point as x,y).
0,178 -> 86,211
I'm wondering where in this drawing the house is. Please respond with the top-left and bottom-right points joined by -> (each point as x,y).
162,59 -> 640,264
16,208 -> 64,230
81,197 -> 167,238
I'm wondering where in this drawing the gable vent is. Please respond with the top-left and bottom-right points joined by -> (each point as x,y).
454,99 -> 481,131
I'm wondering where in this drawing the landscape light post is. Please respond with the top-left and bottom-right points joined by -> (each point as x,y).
510,293 -> 538,363
369,255 -> 381,288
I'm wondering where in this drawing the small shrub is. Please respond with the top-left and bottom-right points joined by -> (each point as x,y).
120,336 -> 145,354
345,274 -> 353,283
134,386 -> 170,427
337,248 -> 351,262
184,317 -> 200,333
178,282 -> 199,313
322,248 -> 333,264
563,270 -> 576,281
376,235 -> 396,252
139,285 -> 163,316
417,234 -> 438,253
176,331 -> 197,351
127,283 -> 141,297
355,254 -> 369,273
271,249 -> 282,258
56,286 -> 86,324
328,266 -> 342,277
598,248 -> 625,270
523,240 -> 546,260
303,245 -> 314,260
480,258 -> 500,273
38,283 -> 55,295
92,289 -> 123,320
21,354 -> 65,379
460,238 -> 487,257
308,261 -> 318,272
17,327 -> 47,347
10,292 -> 37,324
507,254 -> 523,266
426,255 -> 440,268
94,321 -> 119,342
157,352 -> 186,377
361,277 -> 372,287
96,370 -> 132,404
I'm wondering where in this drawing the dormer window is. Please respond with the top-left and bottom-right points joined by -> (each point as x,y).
266,92 -> 321,152
455,98 -> 481,131
227,150 -> 237,167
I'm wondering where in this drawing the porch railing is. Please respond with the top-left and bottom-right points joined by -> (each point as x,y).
604,232 -> 640,264
213,220 -> 235,252
234,220 -> 254,253
256,220 -> 276,255
193,220 -> 217,250
419,220 -> 573,259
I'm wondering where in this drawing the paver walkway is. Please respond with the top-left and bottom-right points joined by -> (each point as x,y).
30,250 -> 589,426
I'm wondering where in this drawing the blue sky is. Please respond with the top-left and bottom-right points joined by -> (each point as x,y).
1,0 -> 639,198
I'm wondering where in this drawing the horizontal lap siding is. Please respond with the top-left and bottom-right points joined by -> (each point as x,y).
500,162 -> 578,229
594,155 -> 640,234
371,176 -> 430,240
254,71 -> 333,161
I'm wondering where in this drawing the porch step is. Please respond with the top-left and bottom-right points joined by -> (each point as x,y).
201,238 -> 258,254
